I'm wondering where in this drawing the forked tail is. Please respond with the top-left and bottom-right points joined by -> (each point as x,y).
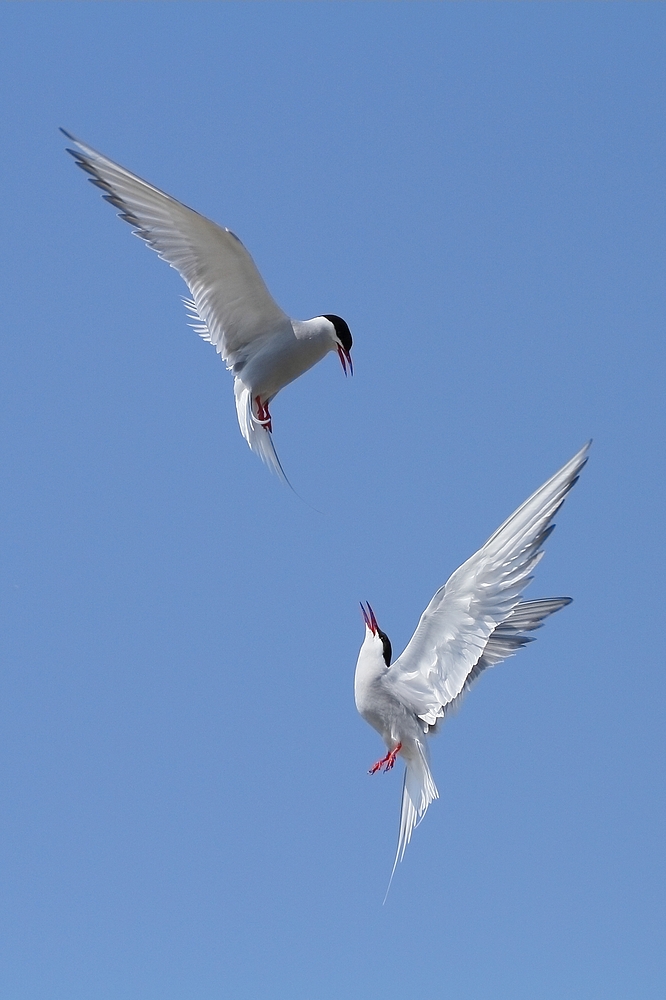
233,379 -> 289,485
384,741 -> 439,902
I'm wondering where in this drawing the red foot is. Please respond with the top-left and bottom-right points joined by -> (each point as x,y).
254,396 -> 272,433
368,742 -> 402,774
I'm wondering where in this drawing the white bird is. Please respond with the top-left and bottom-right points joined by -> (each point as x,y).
354,442 -> 590,891
61,129 -> 353,481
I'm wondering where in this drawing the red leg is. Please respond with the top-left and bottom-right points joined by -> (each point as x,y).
368,742 -> 402,774
254,396 -> 273,433
383,743 -> 402,771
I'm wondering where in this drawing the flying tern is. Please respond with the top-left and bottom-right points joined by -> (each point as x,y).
61,129 -> 353,481
354,442 -> 590,891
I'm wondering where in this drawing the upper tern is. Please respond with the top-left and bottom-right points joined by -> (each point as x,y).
61,130 -> 353,481
354,442 -> 590,892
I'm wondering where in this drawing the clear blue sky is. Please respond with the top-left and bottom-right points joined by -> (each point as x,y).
1,3 -> 664,998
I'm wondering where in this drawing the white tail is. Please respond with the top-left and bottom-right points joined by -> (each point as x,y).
233,379 -> 289,483
385,741 -> 439,901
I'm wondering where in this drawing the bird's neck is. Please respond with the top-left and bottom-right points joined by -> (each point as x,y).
354,637 -> 387,701
291,316 -> 334,345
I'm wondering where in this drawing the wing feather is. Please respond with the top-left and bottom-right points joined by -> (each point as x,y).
443,596 -> 572,714
385,443 -> 590,725
61,130 -> 290,363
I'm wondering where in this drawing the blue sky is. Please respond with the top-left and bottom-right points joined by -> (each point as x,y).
1,3 -> 665,998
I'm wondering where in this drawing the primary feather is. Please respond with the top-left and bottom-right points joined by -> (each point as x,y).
62,129 -> 289,360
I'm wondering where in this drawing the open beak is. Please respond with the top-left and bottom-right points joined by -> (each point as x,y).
337,344 -> 353,377
360,601 -> 378,634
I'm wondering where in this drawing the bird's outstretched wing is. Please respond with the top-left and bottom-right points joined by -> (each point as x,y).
61,130 -> 291,363
385,443 -> 590,725
442,595 -> 572,716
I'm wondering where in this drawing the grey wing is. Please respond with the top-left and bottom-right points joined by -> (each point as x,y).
385,443 -> 590,725
62,130 -> 291,363
441,597 -> 571,718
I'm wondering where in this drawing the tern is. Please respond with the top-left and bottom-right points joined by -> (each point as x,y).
354,442 -> 590,891
61,130 -> 353,481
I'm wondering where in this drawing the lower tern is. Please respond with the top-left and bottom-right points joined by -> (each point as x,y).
354,442 -> 590,892
61,130 -> 353,481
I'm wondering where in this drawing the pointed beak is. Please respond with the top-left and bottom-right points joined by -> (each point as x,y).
337,344 -> 353,377
360,601 -> 378,634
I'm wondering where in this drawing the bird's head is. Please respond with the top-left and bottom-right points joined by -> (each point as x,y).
360,601 -> 392,667
323,314 -> 353,376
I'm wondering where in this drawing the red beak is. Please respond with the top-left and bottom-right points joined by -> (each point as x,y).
337,344 -> 353,377
360,601 -> 378,634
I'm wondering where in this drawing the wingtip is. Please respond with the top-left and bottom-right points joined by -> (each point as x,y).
577,439 -> 593,465
61,128 -> 84,163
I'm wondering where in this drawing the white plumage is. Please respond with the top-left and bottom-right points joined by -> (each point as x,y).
62,130 -> 353,481
354,442 -> 590,890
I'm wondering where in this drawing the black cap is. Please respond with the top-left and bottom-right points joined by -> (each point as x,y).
323,314 -> 352,354
377,628 -> 392,667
